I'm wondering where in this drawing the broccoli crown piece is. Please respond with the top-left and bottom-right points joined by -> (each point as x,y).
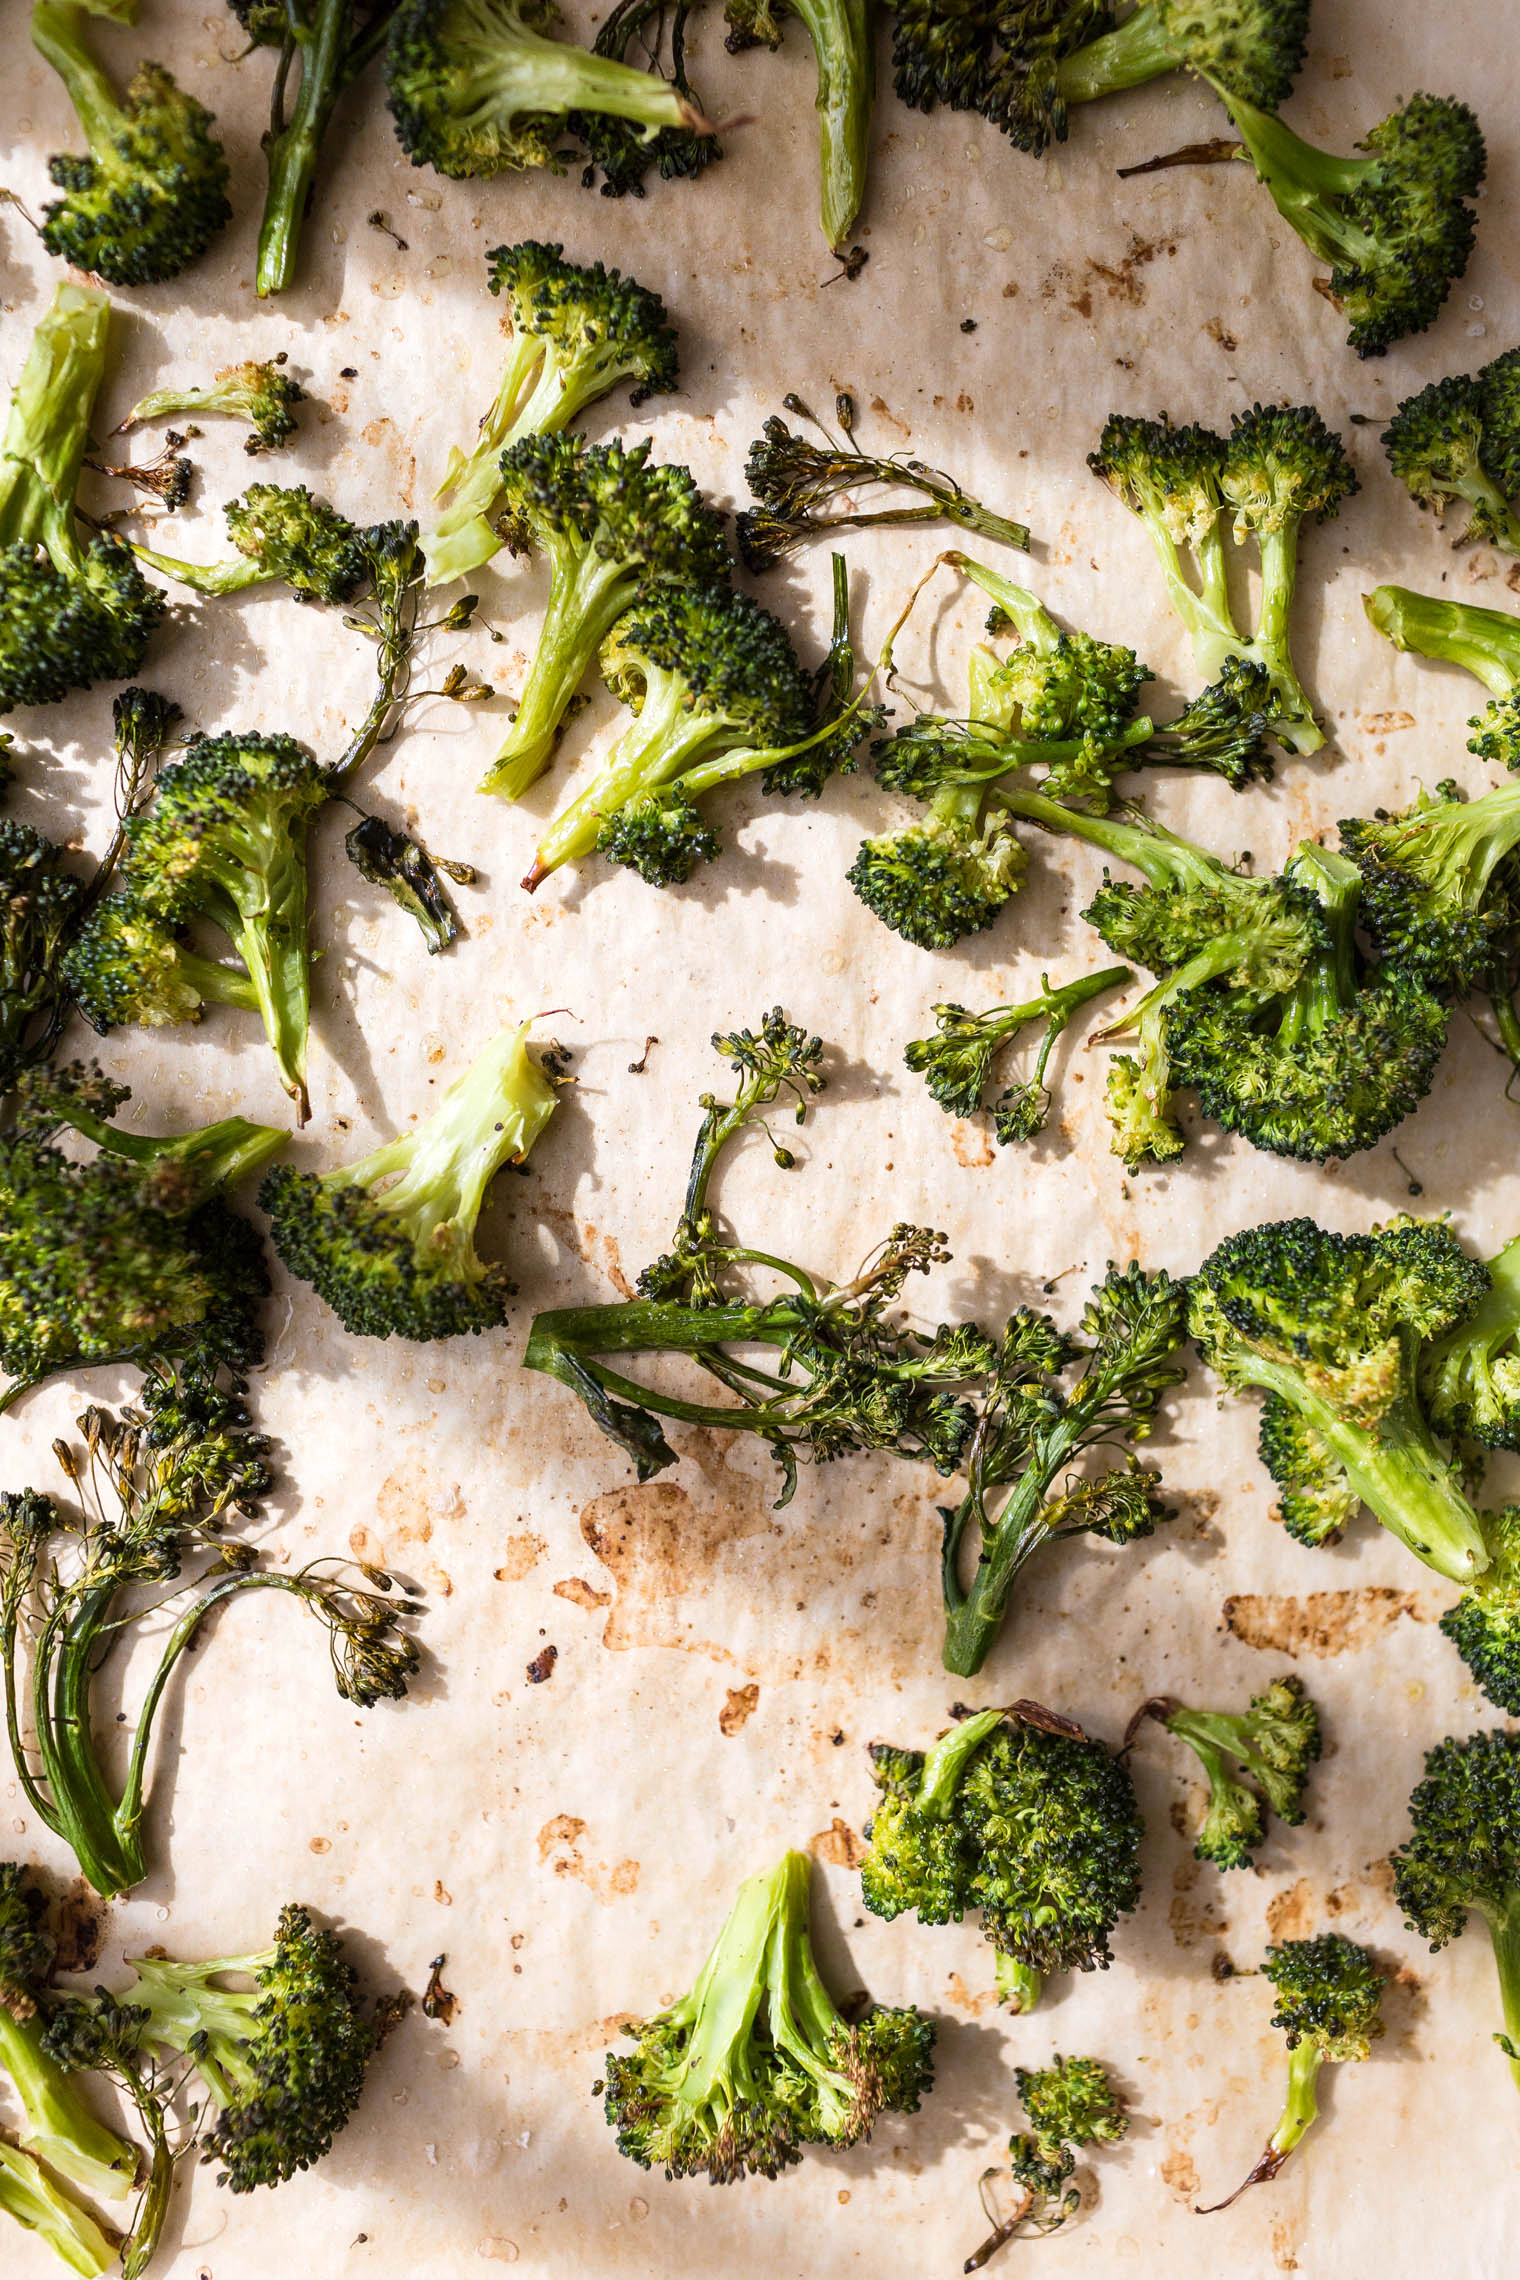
0,1861 -> 53,2005
260,1019 -> 559,1340
1219,400 -> 1358,536
1393,1726 -> 1520,1951
1157,1675 -> 1321,1869
904,967 -> 1129,1139
601,1850 -> 934,2183
982,623 -> 1146,748
487,237 -> 678,406
63,885 -> 222,1034
34,5 -> 232,287
1009,2053 -> 1128,2195
1340,780 -> 1520,995
1262,1933 -> 1386,2062
1440,1507 -> 1520,1716
1088,412 -> 1226,548
967,1720 -> 1143,1980
602,581 -> 816,747
860,1737 -> 976,1925
1083,866 -> 1312,978
0,536 -> 165,715
386,0 -> 699,178
497,431 -> 726,579
847,813 -> 1027,950
596,784 -> 722,885
888,0 -> 1106,154
1420,1233 -> 1520,1452
224,484 -> 372,602
0,816 -> 89,1087
1144,658 -> 1275,790
573,0 -> 721,195
129,357 -> 306,455
736,413 -> 1030,574
1257,1395 -> 1358,1545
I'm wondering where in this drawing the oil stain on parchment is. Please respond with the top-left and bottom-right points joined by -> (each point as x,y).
1223,1587 -> 1429,1657
535,1815 -> 639,1902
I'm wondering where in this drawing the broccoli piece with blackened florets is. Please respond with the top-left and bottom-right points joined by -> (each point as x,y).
31,1 -> 231,285
425,241 -> 678,586
860,1706 -> 1144,2012
962,2052 -> 1129,2267
0,282 -> 166,715
1199,1934 -> 1385,2209
1382,352 -> 1520,554
477,433 -> 731,799
1437,1505 -> 1520,1718
127,481 -> 372,603
67,730 -> 332,1120
385,0 -> 710,178
572,0 -> 721,195
0,817 -> 91,1093
1364,583 -> 1520,772
1339,777 -> 1520,996
1089,402 -> 1356,752
260,1018 -> 562,1340
125,355 -> 306,454
1393,1727 -> 1520,2095
905,966 -> 1130,1145
344,813 -> 471,954
0,1863 -> 138,2210
1129,1675 -> 1321,1870
723,0 -> 874,252
600,1848 -> 934,2182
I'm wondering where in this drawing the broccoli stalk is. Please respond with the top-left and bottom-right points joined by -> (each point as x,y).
1128,1676 -> 1321,1870
0,1864 -> 137,2208
1382,353 -> 1520,553
125,355 -> 306,453
904,966 -> 1131,1145
1392,1728 -> 1520,2095
125,483 -> 372,603
724,0 -> 875,252
260,1019 -> 561,1339
964,2052 -> 1129,2266
572,0 -> 721,194
600,1848 -> 934,2181
1364,584 -> 1520,771
424,241 -> 678,587
1049,0 -> 1306,110
0,2141 -> 118,2278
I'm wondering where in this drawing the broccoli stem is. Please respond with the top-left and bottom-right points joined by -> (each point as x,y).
423,333 -> 548,587
1267,2035 -> 1322,2160
939,1405 -> 1097,1676
1053,3 -> 1187,101
1254,522 -> 1322,751
786,0 -> 876,250
764,1852 -> 860,2132
189,831 -> 315,1117
255,0 -> 353,297
59,1104 -> 287,1191
915,1708 -> 1007,1817
441,6 -> 701,136
0,280 -> 109,568
1221,92 -> 1379,268
1475,1897 -> 1520,2095
0,2006 -> 136,2207
30,5 -> 128,168
124,1955 -> 269,2103
529,666 -> 719,877
653,1855 -> 783,2134
996,784 -> 1225,893
478,553 -> 641,800
0,2141 -> 118,2279
993,1951 -> 1042,2012
122,540 -> 268,598
1365,584 -> 1520,699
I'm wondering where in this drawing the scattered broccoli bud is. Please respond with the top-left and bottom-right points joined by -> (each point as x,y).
126,355 -> 306,452
1382,353 -> 1520,553
260,1018 -> 561,1340
0,2139 -> 119,2278
572,0 -> 720,194
964,2052 -> 1128,2268
424,241 -> 678,586
0,1863 -> 138,2207
860,1705 -> 1144,2007
736,394 -> 1029,573
1393,1726 -> 1520,2093
1364,582 -> 1520,772
31,1 -> 231,284
385,0 -> 711,179
1089,402 -> 1356,753
1142,654 -> 1275,788
0,282 -> 166,714
128,481 -> 373,603
344,812 -> 472,953
600,1848 -> 934,2182
1199,1934 -> 1384,2209
477,433 -> 730,799
84,431 -> 193,512
1130,1676 -> 1321,1870
906,967 -> 1130,1145
723,0 -> 875,251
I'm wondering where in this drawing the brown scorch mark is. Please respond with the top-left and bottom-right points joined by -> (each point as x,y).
535,1815 -> 640,1902
809,1818 -> 865,1869
1223,1587 -> 1428,1657
1265,1878 -> 1316,1942
494,1531 -> 546,1583
526,1644 -> 558,1683
553,1577 -> 610,1611
719,1683 -> 760,1735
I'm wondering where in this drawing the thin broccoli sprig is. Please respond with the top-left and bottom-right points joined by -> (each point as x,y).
1199,1935 -> 1384,2209
736,393 -> 1029,573
571,0 -> 720,194
260,1018 -> 562,1340
860,1706 -> 1144,2011
1364,584 -> 1520,771
1392,1728 -> 1520,2095
1127,1675 -> 1321,1869
424,241 -> 678,587
904,966 -> 1130,1146
31,0 -> 232,285
964,2053 -> 1128,2270
723,0 -> 875,252
1382,352 -> 1520,554
126,482 -> 372,603
0,1863 -> 138,2208
125,355 -> 306,453
600,1848 -> 934,2181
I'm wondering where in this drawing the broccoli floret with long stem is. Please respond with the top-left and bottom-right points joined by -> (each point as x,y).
259,1019 -> 561,1340
723,0 -> 874,251
0,1864 -> 137,2208
1421,1233 -> 1520,1451
1129,1676 -> 1320,1869
67,731 -> 331,1119
424,242 -> 678,587
0,2139 -> 118,2278
1189,1215 -> 1495,1586
1340,778 -> 1520,995
32,1 -> 231,285
1364,583 -> 1520,771
125,355 -> 306,453
385,0 -> 711,177
860,1706 -> 1144,2008
127,482 -> 372,603
964,2053 -> 1128,2268
600,1848 -> 934,2181
477,434 -> 730,800
571,0 -> 720,193
0,282 -> 165,714
1199,1934 -> 1384,2209
1393,1728 -> 1520,2095
904,966 -> 1131,1145
1089,403 -> 1356,753
736,394 -> 1029,573
1382,353 -> 1520,553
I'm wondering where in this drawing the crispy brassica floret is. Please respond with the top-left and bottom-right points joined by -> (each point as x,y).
1089,403 -> 1356,753
860,1707 -> 1143,2011
1392,1727 -> 1520,2094
126,355 -> 306,453
1382,353 -> 1520,553
904,966 -> 1130,1144
31,2 -> 231,285
128,481 -> 372,603
477,433 -> 730,799
0,817 -> 89,1092
846,808 -> 1028,951
572,0 -> 721,194
1200,1934 -> 1384,2209
600,1849 -> 934,2182
723,0 -> 875,251
1364,583 -> 1520,772
1009,2052 -> 1128,2195
385,0 -> 707,177
1340,778 -> 1520,996
1421,1233 -> 1520,1451
260,1019 -> 561,1340
1132,1675 -> 1321,1870
424,241 -> 678,586
1438,1506 -> 1520,1717
67,730 -> 331,1119
0,1864 -> 137,2209
1190,1215 -> 1494,1586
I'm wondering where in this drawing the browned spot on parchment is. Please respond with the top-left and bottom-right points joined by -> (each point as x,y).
349,1523 -> 385,1567
1265,1877 -> 1316,1942
494,1531 -> 545,1583
719,1683 -> 760,1736
526,1644 -> 558,1684
809,1818 -> 864,1869
944,1972 -> 1001,2017
1270,2219 -> 1302,2270
376,1457 -> 463,1546
1160,2147 -> 1200,2202
535,1815 -> 640,1903
1358,710 -> 1416,735
1083,234 -> 1177,309
1169,1855 -> 1227,1948
1223,1587 -> 1427,1658
55,1886 -> 104,1974
1204,315 -> 1238,352
950,1120 -> 995,1169
553,1577 -> 611,1611
359,416 -> 416,508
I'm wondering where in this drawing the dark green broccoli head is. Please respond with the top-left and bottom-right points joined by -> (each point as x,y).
495,432 -> 729,581
1150,0 -> 1307,103
1088,414 -> 1226,549
0,535 -> 165,715
1219,401 -> 1358,535
486,239 -> 678,406
1257,1397 -> 1357,1544
1440,1508 -> 1520,1716
847,814 -> 1027,950
888,0 -> 1106,154
601,581 -> 815,749
223,485 -> 372,603
572,0 -> 720,195
1382,367 -> 1520,550
1145,659 -> 1275,789
0,816 -> 90,1087
1393,1726 -> 1520,1950
984,624 -> 1146,748
131,357 -> 306,454
963,1720 -> 1143,1983
596,785 -> 722,885
860,1742 -> 973,1926
1083,867 -> 1314,978
1009,2052 -> 1128,2196
1339,781 -> 1520,996
63,885 -> 222,1033
0,1861 -> 53,2011
1420,1234 -> 1520,1453
124,730 -> 329,908
1262,1934 -> 1385,2061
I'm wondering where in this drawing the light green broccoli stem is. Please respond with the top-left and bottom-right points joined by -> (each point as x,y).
423,332 -> 553,588
787,0 -> 875,249
255,0 -> 352,296
996,784 -> 1227,895
122,539 -> 268,597
914,1708 -> 1007,1817
652,1857 -> 783,2134
0,2007 -> 136,2207
1268,2035 -> 1323,2160
0,2140 -> 118,2278
1120,487 -> 1237,675
1054,3 -> 1188,100
190,818 -> 316,1117
441,0 -> 701,137
0,280 -> 110,569
56,1099 -> 287,1190
956,557 -> 1064,656
528,660 -> 722,878
326,1019 -> 558,1249
30,5 -> 130,167
123,1953 -> 268,2105
1483,1898 -> 1520,2096
994,1952 -> 1042,2012
764,1852 -> 858,2134
477,549 -> 640,799
1254,520 -> 1322,752
1365,585 -> 1520,701
1221,90 -> 1380,268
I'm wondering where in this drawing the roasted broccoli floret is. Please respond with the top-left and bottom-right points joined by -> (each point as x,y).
1382,353 -> 1520,554
723,0 -> 874,251
1199,1934 -> 1384,2209
0,818 -> 90,1092
571,0 -> 719,194
31,0 -> 231,284
1089,403 -> 1356,752
964,2052 -> 1128,2267
904,966 -> 1130,1145
0,1864 -> 137,2208
0,2137 -> 119,2278
344,812 -> 471,952
1129,1675 -> 1321,1870
1392,1727 -> 1520,2094
424,241 -> 678,586
1339,777 -> 1520,996
1421,1234 -> 1520,1451
385,0 -> 709,177
126,354 -> 306,452
0,282 -> 165,714
477,433 -> 730,799
1,1376 -> 420,1896
127,481 -> 372,603
260,1018 -> 561,1340
600,1848 -> 934,2182
1437,1505 -> 1520,1717
67,730 -> 331,1119
860,1706 -> 1144,2010
736,393 -> 1029,572
1364,583 -> 1520,771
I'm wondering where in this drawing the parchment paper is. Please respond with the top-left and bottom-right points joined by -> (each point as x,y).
3,0 -> 1518,2271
